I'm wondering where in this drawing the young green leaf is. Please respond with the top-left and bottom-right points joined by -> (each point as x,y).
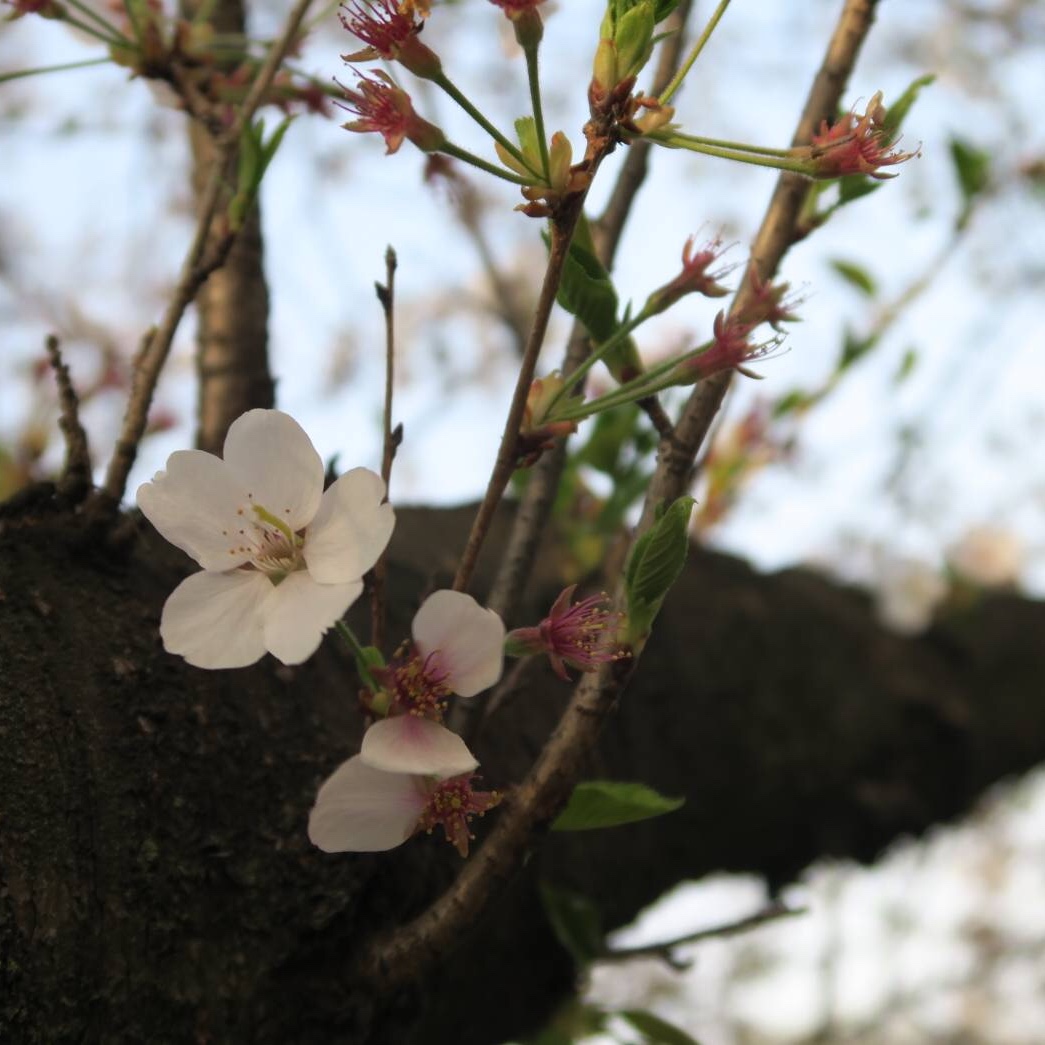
551,780 -> 684,831
949,137 -> 991,208
829,259 -> 877,297
539,882 -> 604,969
880,73 -> 935,137
625,495 -> 694,642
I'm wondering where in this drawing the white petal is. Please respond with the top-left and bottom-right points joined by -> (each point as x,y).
413,590 -> 506,697
359,717 -> 478,777
160,569 -> 270,669
303,468 -> 395,584
308,756 -> 427,853
261,571 -> 362,665
137,450 -> 253,571
222,410 -> 324,532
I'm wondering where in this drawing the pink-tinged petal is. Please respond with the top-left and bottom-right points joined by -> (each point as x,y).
160,569 -> 269,669
261,571 -> 363,666
137,450 -> 253,571
413,590 -> 505,697
359,716 -> 478,777
304,468 -> 395,584
222,410 -> 324,532
308,755 -> 427,853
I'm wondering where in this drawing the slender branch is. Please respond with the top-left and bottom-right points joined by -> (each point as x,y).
658,0 -> 733,106
365,0 -> 881,990
91,0 -> 315,514
450,216 -> 581,595
598,902 -> 807,969
370,246 -> 401,652
484,0 -> 698,631
44,335 -> 92,502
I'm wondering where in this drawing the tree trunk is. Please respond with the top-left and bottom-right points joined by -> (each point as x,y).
2,499 -> 1043,1043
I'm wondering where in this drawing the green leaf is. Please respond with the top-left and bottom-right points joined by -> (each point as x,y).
539,883 -> 604,969
555,240 -> 619,343
949,137 -> 991,207
653,0 -> 682,22
614,1 -> 655,80
620,1008 -> 703,1045
829,259 -> 877,297
552,780 -> 684,831
836,174 -> 882,205
894,346 -> 918,384
880,73 -> 934,136
772,388 -> 815,417
837,328 -> 877,372
624,495 -> 694,641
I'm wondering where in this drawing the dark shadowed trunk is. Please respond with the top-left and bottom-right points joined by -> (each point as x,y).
2,497 -> 1043,1043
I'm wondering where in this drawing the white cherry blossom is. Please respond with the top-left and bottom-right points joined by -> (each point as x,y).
359,589 -> 505,776
308,755 -> 500,856
137,409 -> 394,669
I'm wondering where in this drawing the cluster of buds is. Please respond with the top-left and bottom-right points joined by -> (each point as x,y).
805,91 -> 919,180
496,130 -> 591,219
517,372 -> 578,465
507,585 -> 628,680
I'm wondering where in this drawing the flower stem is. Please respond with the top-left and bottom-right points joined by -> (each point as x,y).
438,143 -> 534,186
65,0 -> 132,43
651,132 -> 813,175
0,57 -> 112,85
523,42 -> 550,181
434,71 -> 541,180
659,0 -> 733,106
335,621 -> 380,692
546,310 -> 649,413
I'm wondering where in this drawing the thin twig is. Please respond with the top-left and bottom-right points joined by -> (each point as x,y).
450,218 -> 580,595
45,335 -> 92,502
370,246 -> 401,652
364,0 -> 881,989
90,0 -> 315,516
598,902 -> 807,969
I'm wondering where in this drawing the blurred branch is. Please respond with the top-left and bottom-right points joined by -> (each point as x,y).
91,0 -> 314,515
598,901 -> 807,970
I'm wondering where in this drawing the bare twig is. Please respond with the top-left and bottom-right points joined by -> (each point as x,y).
450,217 -> 582,595
90,0 -> 315,517
365,0 -> 881,989
44,335 -> 92,502
598,901 -> 807,970
370,246 -> 402,652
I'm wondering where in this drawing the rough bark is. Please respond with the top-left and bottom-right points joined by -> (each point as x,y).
2,499 -> 1042,1044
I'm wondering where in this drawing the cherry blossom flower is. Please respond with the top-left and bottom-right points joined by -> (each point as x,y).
137,409 -> 394,669
876,557 -> 948,636
360,590 -> 504,776
948,526 -> 1023,588
338,72 -> 445,155
339,0 -> 442,79
308,755 -> 500,856
807,92 -> 919,180
507,585 -> 625,680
